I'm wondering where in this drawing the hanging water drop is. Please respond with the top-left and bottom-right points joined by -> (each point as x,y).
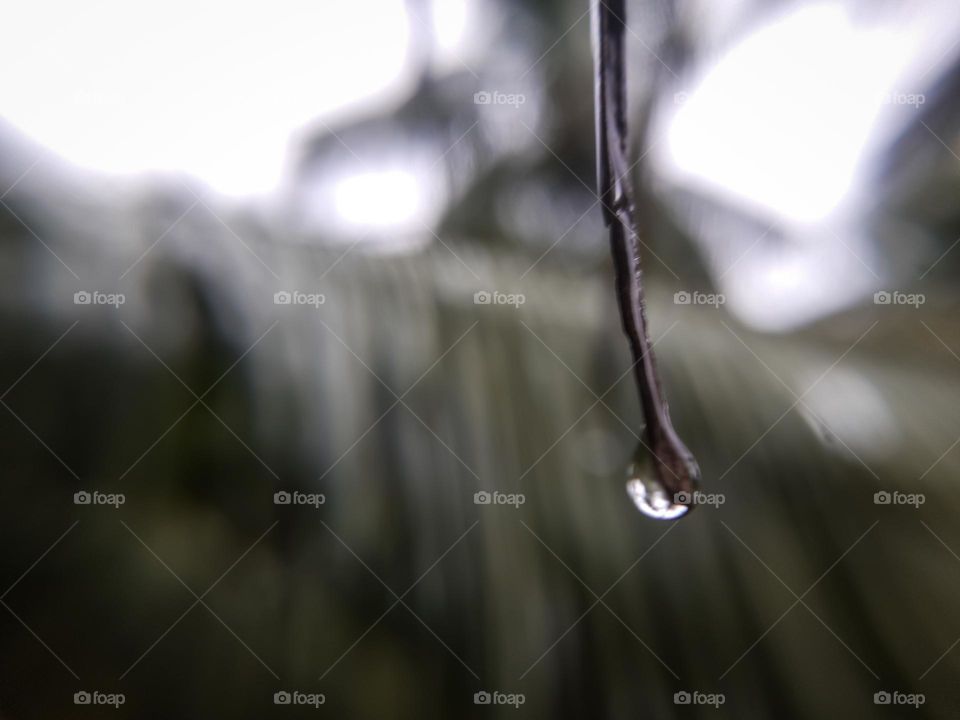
625,449 -> 693,520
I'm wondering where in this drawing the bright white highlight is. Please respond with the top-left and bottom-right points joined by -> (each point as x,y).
665,4 -> 913,224
0,0 -> 411,196
723,240 -> 877,331
334,170 -> 423,230
432,0 -> 469,55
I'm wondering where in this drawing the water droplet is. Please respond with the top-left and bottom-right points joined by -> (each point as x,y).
624,448 -> 696,520
626,475 -> 690,520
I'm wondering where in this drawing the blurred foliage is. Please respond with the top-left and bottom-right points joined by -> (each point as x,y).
2,1 -> 960,719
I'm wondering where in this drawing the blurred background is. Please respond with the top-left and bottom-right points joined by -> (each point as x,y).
2,0 -> 960,717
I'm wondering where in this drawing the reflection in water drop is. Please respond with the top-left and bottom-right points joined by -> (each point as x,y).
622,437 -> 700,520
626,475 -> 690,520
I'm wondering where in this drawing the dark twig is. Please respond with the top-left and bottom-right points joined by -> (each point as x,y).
593,0 -> 700,514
